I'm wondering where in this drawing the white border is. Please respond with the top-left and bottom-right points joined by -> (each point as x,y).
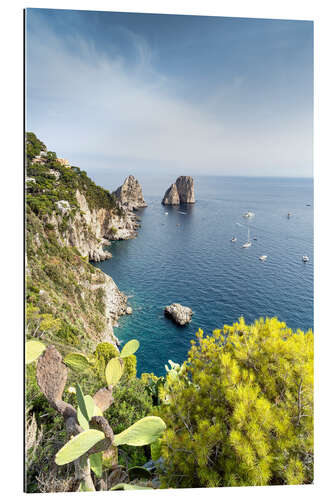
1,1 -> 332,499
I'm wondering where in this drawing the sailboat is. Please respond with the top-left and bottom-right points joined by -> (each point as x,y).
242,228 -> 252,248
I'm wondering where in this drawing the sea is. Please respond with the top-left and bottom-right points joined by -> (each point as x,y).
93,176 -> 313,376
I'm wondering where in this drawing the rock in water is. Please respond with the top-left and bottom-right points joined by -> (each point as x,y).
113,175 -> 147,211
164,303 -> 193,325
161,183 -> 180,205
162,176 -> 195,205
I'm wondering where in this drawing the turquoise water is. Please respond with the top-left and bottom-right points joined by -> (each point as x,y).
94,176 -> 313,376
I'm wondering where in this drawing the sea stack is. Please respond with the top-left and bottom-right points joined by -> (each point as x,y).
113,175 -> 147,211
162,176 -> 195,205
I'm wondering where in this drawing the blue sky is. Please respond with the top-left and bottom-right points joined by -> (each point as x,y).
26,9 -> 313,188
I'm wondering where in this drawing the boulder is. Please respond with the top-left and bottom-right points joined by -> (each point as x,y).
164,303 -> 193,325
162,176 -> 195,205
113,175 -> 147,211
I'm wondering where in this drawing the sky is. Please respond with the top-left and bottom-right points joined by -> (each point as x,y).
26,9 -> 313,190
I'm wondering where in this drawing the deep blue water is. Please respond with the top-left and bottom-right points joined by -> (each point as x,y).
94,176 -> 313,376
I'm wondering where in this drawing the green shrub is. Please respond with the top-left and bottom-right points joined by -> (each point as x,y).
158,317 -> 314,488
56,322 -> 80,347
104,377 -> 153,434
94,342 -> 137,381
123,354 -> 137,379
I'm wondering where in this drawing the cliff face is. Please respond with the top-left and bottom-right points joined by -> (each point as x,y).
161,183 -> 179,205
46,189 -> 139,262
162,176 -> 195,205
25,133 -> 138,349
113,175 -> 147,211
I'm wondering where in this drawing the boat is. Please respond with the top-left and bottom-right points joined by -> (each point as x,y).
165,212 -> 168,215
288,212 -> 292,218
302,255 -> 309,262
253,237 -> 258,241
231,236 -> 237,242
243,211 -> 255,218
259,255 -> 267,261
242,228 -> 252,248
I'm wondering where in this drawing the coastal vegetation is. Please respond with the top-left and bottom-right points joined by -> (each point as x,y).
25,133 -> 314,492
156,317 -> 313,488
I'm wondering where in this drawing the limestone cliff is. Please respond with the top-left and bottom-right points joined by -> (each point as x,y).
162,176 -> 195,205
46,189 -> 140,262
161,183 -> 179,205
113,175 -> 147,211
25,133 -> 137,348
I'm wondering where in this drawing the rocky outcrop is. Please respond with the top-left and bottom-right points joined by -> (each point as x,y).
47,190 -> 140,262
113,175 -> 147,211
162,176 -> 195,205
91,272 -> 128,345
161,183 -> 179,205
164,303 -> 193,325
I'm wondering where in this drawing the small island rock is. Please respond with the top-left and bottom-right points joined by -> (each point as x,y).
164,303 -> 193,325
162,176 -> 195,205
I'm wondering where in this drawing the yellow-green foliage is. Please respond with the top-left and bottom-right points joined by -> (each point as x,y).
158,317 -> 313,488
94,342 -> 137,381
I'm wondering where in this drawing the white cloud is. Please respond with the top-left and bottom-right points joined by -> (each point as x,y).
27,18 -> 313,177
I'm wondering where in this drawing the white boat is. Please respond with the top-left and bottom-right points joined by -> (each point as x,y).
259,255 -> 267,261
302,255 -> 309,262
243,211 -> 255,218
231,236 -> 237,242
165,212 -> 168,215
242,228 -> 252,248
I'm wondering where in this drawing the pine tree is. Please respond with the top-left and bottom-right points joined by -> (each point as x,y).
158,317 -> 313,488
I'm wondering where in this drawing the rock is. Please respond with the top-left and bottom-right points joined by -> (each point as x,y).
126,306 -> 133,315
113,175 -> 147,211
164,303 -> 193,325
161,183 -> 179,205
162,176 -> 195,205
55,200 -> 70,215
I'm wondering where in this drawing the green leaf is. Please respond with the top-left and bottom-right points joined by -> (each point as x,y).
90,452 -> 102,478
93,404 -> 103,417
63,353 -> 92,371
128,466 -> 152,481
77,394 -> 95,431
105,357 -> 123,387
110,483 -> 152,490
113,416 -> 166,447
120,339 -> 140,358
25,340 -> 45,364
55,430 -> 105,465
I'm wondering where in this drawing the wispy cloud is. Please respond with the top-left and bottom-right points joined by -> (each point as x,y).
26,12 -> 313,178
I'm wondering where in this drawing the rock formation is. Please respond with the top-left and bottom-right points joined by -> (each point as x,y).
162,176 -> 195,205
164,303 -> 193,325
113,175 -> 147,211
91,272 -> 128,345
46,189 -> 141,262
